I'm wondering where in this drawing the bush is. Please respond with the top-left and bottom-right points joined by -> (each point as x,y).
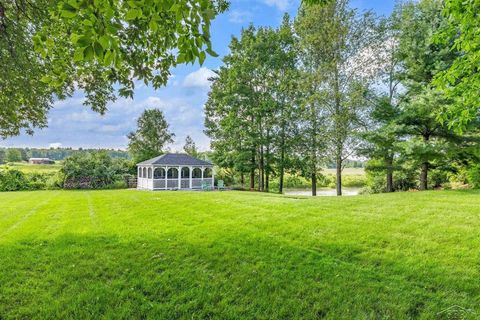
0,169 -> 29,191
269,173 -> 311,191
363,165 -> 418,194
468,164 -> 480,189
0,169 -> 57,191
342,175 -> 367,188
61,152 -> 132,189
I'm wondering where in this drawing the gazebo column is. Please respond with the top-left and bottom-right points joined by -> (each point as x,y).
177,166 -> 181,189
201,166 -> 204,182
189,166 -> 193,189
165,166 -> 168,190
212,168 -> 215,189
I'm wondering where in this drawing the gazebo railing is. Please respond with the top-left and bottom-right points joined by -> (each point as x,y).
167,179 -> 178,189
153,179 -> 165,189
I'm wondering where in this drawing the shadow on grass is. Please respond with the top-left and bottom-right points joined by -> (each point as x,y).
0,233 -> 476,319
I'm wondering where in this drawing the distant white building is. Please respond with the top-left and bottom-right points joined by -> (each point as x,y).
136,153 -> 214,190
28,158 -> 55,165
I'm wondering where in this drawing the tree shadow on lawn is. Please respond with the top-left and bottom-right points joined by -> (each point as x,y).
0,233 -> 476,319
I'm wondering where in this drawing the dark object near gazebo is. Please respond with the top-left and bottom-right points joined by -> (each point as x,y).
136,153 -> 214,190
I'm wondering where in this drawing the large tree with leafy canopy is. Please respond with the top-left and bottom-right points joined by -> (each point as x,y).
0,0 -> 227,137
433,0 -> 480,131
295,0 -> 378,196
127,108 -> 175,163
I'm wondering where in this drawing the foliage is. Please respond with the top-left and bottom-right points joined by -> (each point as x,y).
0,168 -> 57,191
205,16 -> 299,193
1,190 -> 480,318
467,164 -> 480,189
127,108 -> 175,163
5,149 -> 22,162
0,149 -> 4,164
0,0 -> 227,137
433,0 -> 480,131
183,135 -> 198,157
61,152 -> 131,189
295,0 -> 379,195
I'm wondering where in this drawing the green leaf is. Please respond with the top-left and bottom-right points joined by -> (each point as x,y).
73,47 -> 84,62
199,51 -> 206,65
40,75 -> 51,84
98,35 -> 110,50
149,20 -> 158,32
125,8 -> 139,20
104,50 -> 114,65
206,47 -> 219,57
84,46 -> 94,61
93,42 -> 104,58
60,9 -> 77,18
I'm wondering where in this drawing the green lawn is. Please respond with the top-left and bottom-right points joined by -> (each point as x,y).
0,190 -> 479,319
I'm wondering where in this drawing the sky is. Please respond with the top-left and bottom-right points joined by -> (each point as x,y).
1,0 -> 395,151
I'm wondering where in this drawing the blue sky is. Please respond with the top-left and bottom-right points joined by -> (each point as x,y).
1,0 -> 395,151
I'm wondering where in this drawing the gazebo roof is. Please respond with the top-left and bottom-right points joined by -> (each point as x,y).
137,153 -> 213,166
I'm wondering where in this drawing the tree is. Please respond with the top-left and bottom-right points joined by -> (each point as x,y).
0,0 -> 228,137
183,135 -> 198,157
205,27 -> 260,190
0,149 -> 5,164
127,109 -> 175,163
295,0 -> 378,196
361,16 -> 403,193
205,18 -> 300,193
395,0 -> 460,190
6,149 -> 22,162
433,0 -> 480,131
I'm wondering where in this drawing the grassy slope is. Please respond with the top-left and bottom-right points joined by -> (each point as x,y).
0,190 -> 479,319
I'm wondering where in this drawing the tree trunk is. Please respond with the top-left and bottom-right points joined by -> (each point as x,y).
336,155 -> 342,196
250,152 -> 255,190
419,134 -> 430,191
312,172 -> 317,196
386,156 -> 393,192
240,173 -> 245,189
279,147 -> 285,194
420,162 -> 428,191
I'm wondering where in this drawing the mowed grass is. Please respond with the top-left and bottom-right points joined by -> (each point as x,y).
0,190 -> 479,319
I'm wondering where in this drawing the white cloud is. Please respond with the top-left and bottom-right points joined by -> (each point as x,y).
183,67 -> 216,89
229,10 -> 253,23
48,142 -> 62,148
262,0 -> 290,11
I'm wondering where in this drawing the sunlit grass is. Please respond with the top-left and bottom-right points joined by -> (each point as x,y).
0,162 -> 61,174
0,189 -> 479,319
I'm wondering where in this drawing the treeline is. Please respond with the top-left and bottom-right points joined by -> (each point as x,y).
0,147 -> 129,163
205,0 -> 480,196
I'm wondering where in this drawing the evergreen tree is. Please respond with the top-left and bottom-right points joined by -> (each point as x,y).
395,0 -> 460,190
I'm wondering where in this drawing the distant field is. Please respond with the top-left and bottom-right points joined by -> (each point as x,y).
324,167 -> 365,175
0,162 -> 61,173
0,189 -> 479,319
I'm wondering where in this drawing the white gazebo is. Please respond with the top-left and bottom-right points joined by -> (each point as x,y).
136,153 -> 214,190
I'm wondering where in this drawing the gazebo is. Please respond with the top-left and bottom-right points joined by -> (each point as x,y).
136,153 -> 214,190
